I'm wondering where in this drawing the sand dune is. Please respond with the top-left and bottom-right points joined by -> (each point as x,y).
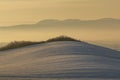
0,41 -> 120,80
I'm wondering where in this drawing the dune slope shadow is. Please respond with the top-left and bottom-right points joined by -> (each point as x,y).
0,41 -> 120,79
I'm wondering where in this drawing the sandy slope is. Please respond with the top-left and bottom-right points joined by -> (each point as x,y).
0,41 -> 120,79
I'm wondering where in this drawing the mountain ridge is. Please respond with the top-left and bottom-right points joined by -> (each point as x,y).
0,18 -> 120,29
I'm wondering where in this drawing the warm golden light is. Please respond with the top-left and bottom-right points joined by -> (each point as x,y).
0,0 -> 120,26
0,0 -> 120,42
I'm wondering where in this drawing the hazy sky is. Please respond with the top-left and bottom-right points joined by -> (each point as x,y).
0,0 -> 120,26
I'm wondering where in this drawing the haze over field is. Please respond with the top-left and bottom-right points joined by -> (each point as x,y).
0,18 -> 120,42
0,0 -> 120,42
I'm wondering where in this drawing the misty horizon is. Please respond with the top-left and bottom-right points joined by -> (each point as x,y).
0,18 -> 120,42
0,0 -> 120,26
0,18 -> 120,27
0,0 -> 120,45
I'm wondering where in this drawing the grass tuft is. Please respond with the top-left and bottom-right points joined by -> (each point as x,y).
47,35 -> 80,42
0,41 -> 45,51
0,36 -> 80,51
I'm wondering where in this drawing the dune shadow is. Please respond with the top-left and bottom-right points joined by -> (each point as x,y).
0,69 -> 120,79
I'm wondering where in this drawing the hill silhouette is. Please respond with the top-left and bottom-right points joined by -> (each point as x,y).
0,40 -> 120,79
0,36 -> 79,51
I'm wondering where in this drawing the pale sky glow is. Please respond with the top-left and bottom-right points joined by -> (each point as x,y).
0,0 -> 120,42
0,0 -> 120,26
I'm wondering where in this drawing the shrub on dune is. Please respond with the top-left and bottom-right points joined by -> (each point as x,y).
0,41 -> 45,51
0,36 -> 80,51
46,36 -> 80,42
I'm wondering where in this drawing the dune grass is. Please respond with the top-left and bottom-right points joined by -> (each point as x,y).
0,36 -> 80,51
46,36 -> 80,42
0,41 -> 45,51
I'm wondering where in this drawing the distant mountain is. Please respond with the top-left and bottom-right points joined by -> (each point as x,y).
0,18 -> 120,30
0,18 -> 120,42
